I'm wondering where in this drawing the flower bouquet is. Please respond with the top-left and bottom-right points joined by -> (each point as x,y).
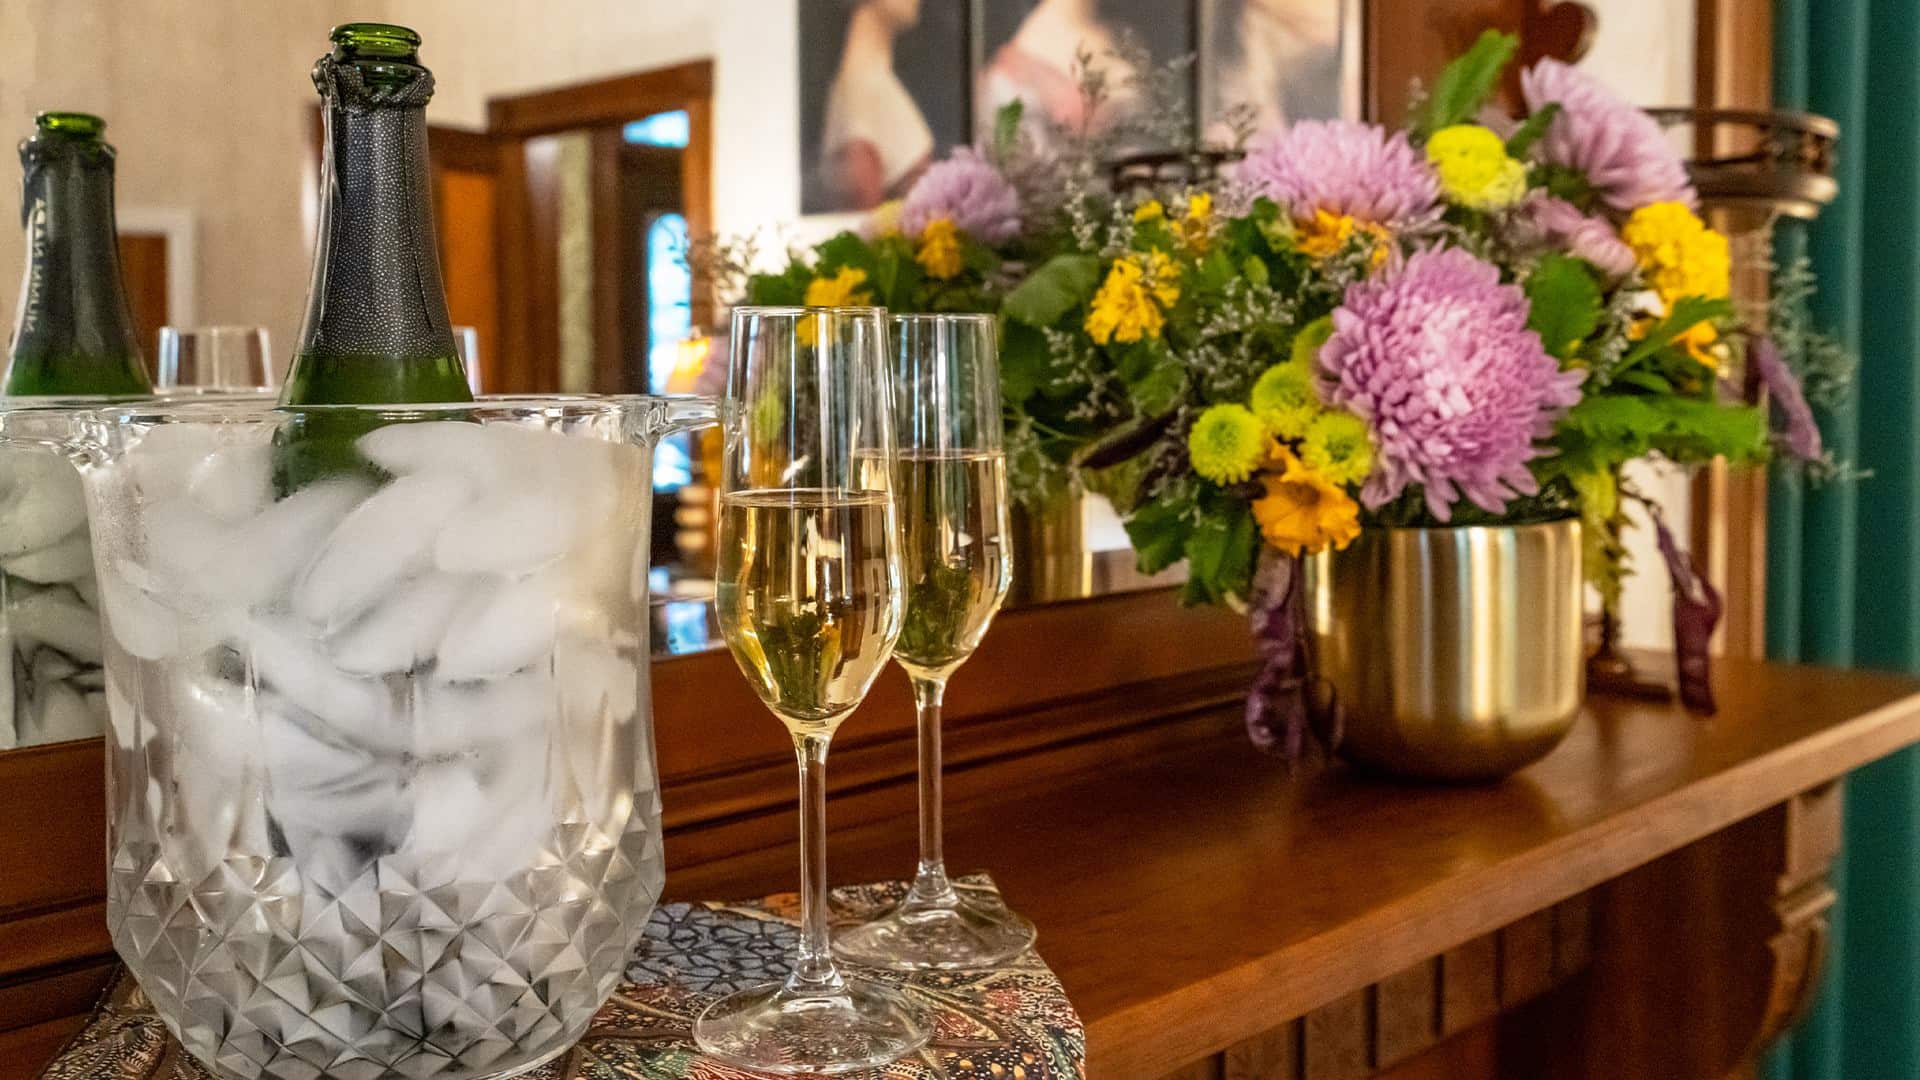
721,33 -> 1844,769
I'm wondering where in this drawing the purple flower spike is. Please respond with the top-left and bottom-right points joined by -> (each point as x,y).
1749,335 -> 1824,462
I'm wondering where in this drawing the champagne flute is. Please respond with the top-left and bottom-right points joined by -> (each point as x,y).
834,313 -> 1034,971
155,325 -> 277,390
694,305 -> 929,1073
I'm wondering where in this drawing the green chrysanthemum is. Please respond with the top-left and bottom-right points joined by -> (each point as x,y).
1299,410 -> 1376,487
1250,362 -> 1322,439
1187,404 -> 1270,485
1291,315 -> 1336,369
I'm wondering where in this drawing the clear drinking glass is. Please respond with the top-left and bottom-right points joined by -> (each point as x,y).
27,394 -> 713,1080
453,325 -> 483,394
694,306 -> 929,1073
155,325 -> 277,391
833,313 -> 1033,970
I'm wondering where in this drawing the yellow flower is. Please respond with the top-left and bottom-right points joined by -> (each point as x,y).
1085,256 -> 1169,344
1187,404 -> 1271,485
915,217 -> 965,280
868,199 -> 905,239
1132,199 -> 1166,223
1621,201 -> 1731,303
1252,448 -> 1362,556
798,267 -> 872,345
1298,410 -> 1375,486
1679,319 -> 1722,369
804,266 -> 873,308
1425,124 -> 1529,212
1181,192 -> 1214,252
1146,250 -> 1181,307
1295,208 -> 1391,268
1250,361 -> 1322,439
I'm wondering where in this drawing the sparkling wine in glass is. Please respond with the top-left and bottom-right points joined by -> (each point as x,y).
834,312 -> 1035,971
695,305 -> 929,1074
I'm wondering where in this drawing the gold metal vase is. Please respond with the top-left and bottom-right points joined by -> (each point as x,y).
1302,519 -> 1586,782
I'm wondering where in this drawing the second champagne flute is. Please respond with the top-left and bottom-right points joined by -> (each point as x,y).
694,305 -> 929,1073
834,313 -> 1035,970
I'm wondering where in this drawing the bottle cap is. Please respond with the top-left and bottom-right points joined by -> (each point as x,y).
34,112 -> 105,140
329,23 -> 422,62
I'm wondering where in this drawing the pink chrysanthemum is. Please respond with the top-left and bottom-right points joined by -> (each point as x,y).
1319,246 -> 1586,520
1513,193 -> 1638,279
1234,119 -> 1442,231
899,149 -> 1022,244
1520,59 -> 1696,212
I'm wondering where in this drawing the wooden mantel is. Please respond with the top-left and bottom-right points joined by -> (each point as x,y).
6,612 -> 1918,1077
675,656 -> 1920,1079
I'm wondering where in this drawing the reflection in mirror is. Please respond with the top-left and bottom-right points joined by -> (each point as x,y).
0,2 -> 1197,701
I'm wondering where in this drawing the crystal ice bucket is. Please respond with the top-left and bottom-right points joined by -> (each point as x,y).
0,403 -> 108,749
38,395 -> 713,1080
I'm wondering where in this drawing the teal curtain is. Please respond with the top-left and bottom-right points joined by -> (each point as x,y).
1767,1 -> 1920,1077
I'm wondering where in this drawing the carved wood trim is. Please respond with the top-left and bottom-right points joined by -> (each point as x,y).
1748,782 -> 1842,1056
1209,895 -> 1597,1079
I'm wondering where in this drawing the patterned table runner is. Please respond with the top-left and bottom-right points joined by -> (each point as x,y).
41,876 -> 1085,1079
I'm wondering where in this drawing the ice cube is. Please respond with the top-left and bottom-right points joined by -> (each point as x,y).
212,479 -> 374,612
434,490 -> 577,576
294,472 -> 476,630
96,560 -> 183,662
185,445 -> 273,523
0,628 -> 14,751
258,696 -> 403,840
555,636 -> 640,727
407,751 -> 552,878
6,587 -> 102,663
245,615 -> 401,756
328,573 -> 469,677
0,530 -> 92,584
0,451 -> 87,559
126,423 -> 223,502
358,422 -> 502,481
23,679 -> 99,745
434,572 -> 560,682
415,668 -> 551,758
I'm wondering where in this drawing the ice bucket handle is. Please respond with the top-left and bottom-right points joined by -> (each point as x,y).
0,410 -> 98,469
649,394 -> 721,440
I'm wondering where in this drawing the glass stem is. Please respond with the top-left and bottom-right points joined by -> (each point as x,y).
787,732 -> 844,994
909,676 -> 956,904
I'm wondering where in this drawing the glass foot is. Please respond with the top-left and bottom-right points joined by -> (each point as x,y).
692,976 -> 929,1075
834,887 -> 1038,971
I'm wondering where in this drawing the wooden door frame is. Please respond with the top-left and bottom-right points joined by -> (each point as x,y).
487,60 -> 715,393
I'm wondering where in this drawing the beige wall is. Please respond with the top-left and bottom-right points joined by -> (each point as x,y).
0,0 -> 809,368
0,0 -> 348,361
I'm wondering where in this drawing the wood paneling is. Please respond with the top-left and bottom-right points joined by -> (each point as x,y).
431,124 -> 501,393
115,233 -> 167,364
1365,1 -> 1596,126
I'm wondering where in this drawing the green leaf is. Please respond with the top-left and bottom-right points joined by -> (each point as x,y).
1615,370 -> 1674,394
745,265 -> 808,306
814,231 -> 873,275
1124,496 -> 1194,575
1619,296 -> 1736,368
1181,501 -> 1257,606
999,320 -> 1050,405
1504,102 -> 1561,157
1415,30 -> 1519,138
1524,254 -> 1603,359
993,100 -> 1025,162
1003,254 -> 1102,327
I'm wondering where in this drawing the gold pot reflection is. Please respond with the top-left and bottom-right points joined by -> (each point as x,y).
1009,489 -> 1091,605
1302,519 -> 1585,782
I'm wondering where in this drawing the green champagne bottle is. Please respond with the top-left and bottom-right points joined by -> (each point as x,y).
279,23 -> 471,485
2,112 -> 152,397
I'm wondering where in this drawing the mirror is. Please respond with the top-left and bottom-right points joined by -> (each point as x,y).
0,1 -> 1352,717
